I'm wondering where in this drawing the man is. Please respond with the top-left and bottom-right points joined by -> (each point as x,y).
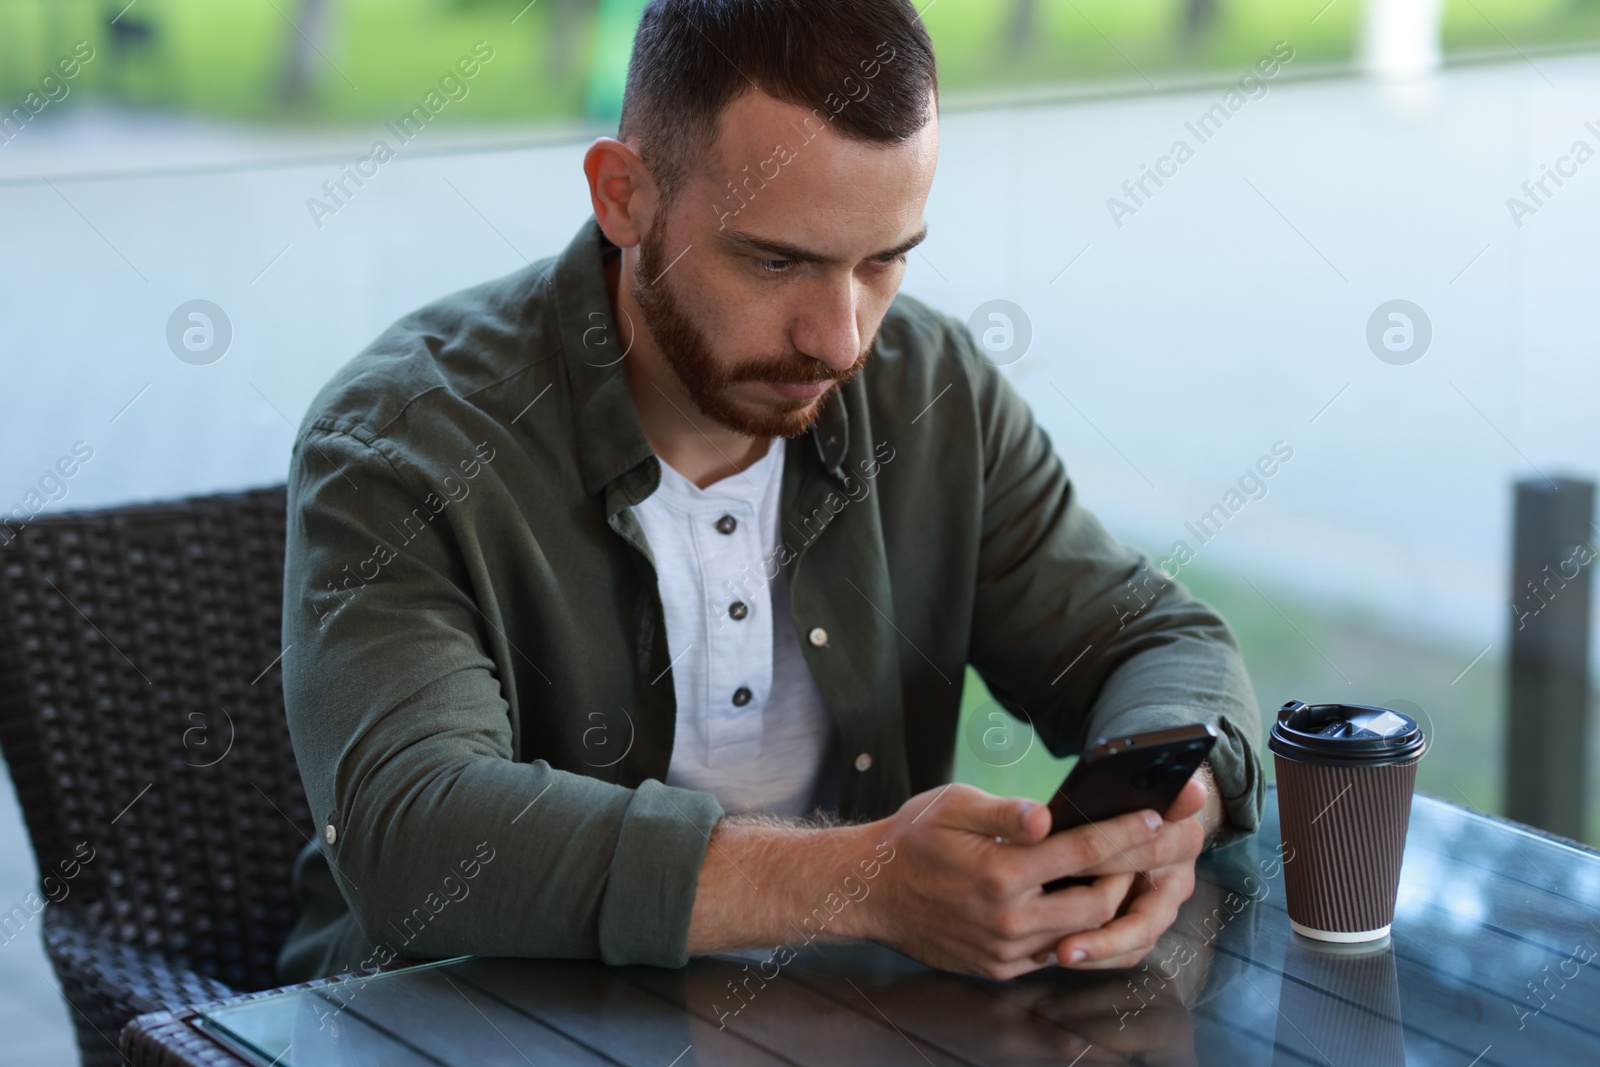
275,0 -> 1263,987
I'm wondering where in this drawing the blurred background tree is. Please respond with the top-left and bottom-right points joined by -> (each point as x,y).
278,0 -> 332,109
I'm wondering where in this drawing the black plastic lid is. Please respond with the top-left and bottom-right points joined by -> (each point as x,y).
1268,700 -> 1425,766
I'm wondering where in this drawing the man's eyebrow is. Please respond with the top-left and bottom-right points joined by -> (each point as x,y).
717,223 -> 929,264
876,224 -> 930,260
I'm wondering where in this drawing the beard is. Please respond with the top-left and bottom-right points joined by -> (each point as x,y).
630,219 -> 873,438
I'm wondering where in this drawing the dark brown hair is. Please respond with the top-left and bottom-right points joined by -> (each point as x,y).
618,0 -> 938,206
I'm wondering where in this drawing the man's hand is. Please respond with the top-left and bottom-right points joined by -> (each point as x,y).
864,783 -> 1172,980
1033,767 -> 1220,970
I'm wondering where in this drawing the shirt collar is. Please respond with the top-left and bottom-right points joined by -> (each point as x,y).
552,215 -> 853,498
652,436 -> 787,505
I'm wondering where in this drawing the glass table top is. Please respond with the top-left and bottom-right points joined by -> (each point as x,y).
197,789 -> 1600,1065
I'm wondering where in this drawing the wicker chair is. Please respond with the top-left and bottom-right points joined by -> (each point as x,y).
0,485 -> 319,1066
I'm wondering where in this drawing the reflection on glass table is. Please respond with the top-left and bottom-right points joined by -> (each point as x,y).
183,788 -> 1600,1066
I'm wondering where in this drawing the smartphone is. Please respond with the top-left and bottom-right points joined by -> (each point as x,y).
1041,723 -> 1217,892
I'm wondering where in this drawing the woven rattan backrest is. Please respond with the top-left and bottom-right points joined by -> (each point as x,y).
0,485 -> 308,991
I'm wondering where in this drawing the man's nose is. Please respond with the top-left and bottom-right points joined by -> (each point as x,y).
793,275 -> 865,374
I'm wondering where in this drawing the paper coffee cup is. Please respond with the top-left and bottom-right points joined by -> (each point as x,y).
1269,700 -> 1424,943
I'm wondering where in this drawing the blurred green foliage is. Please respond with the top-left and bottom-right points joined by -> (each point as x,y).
3,0 -> 1600,126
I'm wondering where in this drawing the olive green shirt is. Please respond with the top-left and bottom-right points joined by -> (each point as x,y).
274,216 -> 1264,985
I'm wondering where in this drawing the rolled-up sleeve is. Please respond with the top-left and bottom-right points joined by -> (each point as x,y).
954,328 -> 1264,847
281,424 -> 723,968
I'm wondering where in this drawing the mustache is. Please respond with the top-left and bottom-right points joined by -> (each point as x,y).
725,348 -> 871,385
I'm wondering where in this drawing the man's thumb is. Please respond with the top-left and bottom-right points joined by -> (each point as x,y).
971,795 -> 1046,841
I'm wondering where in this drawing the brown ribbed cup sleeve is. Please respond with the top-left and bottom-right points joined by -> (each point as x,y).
1273,755 -> 1419,936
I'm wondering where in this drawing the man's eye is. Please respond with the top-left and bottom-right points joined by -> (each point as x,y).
872,252 -> 908,267
756,258 -> 794,273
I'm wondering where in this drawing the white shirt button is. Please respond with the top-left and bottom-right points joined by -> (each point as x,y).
854,752 -> 873,772
808,627 -> 829,647
322,824 -> 338,846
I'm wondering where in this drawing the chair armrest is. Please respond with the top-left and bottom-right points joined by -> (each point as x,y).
44,908 -> 237,1066
120,972 -> 392,1066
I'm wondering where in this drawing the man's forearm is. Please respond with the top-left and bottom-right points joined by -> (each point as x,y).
685,816 -> 892,954
687,763 -> 1229,958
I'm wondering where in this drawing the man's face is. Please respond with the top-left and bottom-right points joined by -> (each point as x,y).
631,87 -> 938,438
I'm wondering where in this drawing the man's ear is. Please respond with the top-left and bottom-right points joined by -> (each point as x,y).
583,137 -> 655,250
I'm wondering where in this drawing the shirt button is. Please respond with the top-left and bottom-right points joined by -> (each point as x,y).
715,514 -> 737,534
322,824 -> 338,846
728,600 -> 749,620
808,627 -> 829,647
854,752 -> 873,772
732,686 -> 753,706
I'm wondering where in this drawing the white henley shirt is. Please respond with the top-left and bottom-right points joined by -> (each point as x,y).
629,436 -> 843,817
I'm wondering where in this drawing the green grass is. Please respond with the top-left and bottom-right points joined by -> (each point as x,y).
1,0 -> 590,123
954,557 -> 1600,845
4,0 -> 1600,127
